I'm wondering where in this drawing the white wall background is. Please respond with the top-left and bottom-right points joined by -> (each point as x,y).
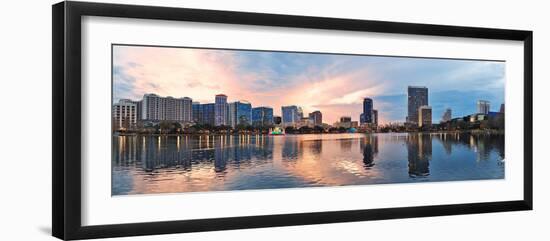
0,0 -> 547,240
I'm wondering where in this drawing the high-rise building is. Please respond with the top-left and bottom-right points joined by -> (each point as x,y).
142,93 -> 163,120
215,94 -> 228,126
227,102 -> 237,128
308,111 -> 323,126
418,105 -> 432,127
361,98 -> 374,124
252,107 -> 274,127
119,99 -> 142,121
141,93 -> 192,122
441,108 -> 452,123
201,103 -> 215,126
192,102 -> 202,123
477,100 -> 490,114
407,86 -> 428,125
176,97 -> 192,122
113,99 -> 137,130
234,101 -> 252,126
499,103 -> 505,113
282,105 -> 301,127
339,116 -> 352,128
372,109 -> 378,126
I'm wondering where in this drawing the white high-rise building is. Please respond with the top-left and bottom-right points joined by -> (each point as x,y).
141,93 -> 193,122
227,102 -> 237,128
113,99 -> 137,130
477,100 -> 490,114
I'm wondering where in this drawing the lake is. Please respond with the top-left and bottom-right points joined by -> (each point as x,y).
112,132 -> 504,195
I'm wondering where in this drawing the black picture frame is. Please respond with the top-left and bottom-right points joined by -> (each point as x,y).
52,1 -> 533,240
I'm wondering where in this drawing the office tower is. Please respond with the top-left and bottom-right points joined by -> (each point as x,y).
407,86 -> 428,125
308,111 -> 323,126
252,107 -> 274,127
441,108 -> 452,122
234,101 -> 252,126
282,105 -> 300,127
361,98 -> 374,124
201,103 -> 215,126
214,94 -> 228,126
477,100 -> 490,114
418,105 -> 432,127
192,102 -> 202,123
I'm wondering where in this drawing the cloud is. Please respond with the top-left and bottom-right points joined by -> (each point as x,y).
113,45 -> 505,124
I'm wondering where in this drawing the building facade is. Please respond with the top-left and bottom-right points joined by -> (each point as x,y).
234,101 -> 252,126
308,111 -> 323,126
214,94 -> 228,126
201,103 -> 215,126
282,105 -> 301,127
141,93 -> 193,122
113,100 -> 137,130
418,105 -> 432,127
192,102 -> 202,123
477,100 -> 490,114
361,98 -> 374,124
252,107 -> 274,127
407,86 -> 428,125
441,108 -> 452,123
227,102 -> 237,128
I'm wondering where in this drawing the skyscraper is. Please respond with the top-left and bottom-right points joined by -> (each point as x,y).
441,108 -> 452,122
214,94 -> 228,126
282,105 -> 300,127
308,111 -> 323,126
477,100 -> 490,114
499,103 -> 505,113
252,107 -> 274,127
201,103 -> 215,126
234,101 -> 252,126
418,105 -> 432,127
407,86 -> 428,125
361,98 -> 374,124
192,102 -> 202,123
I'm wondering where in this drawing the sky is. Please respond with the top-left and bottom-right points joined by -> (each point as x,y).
113,45 -> 505,125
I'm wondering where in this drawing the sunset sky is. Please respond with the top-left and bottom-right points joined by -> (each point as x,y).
113,45 -> 505,124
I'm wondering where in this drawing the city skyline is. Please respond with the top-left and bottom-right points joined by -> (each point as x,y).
113,45 -> 505,124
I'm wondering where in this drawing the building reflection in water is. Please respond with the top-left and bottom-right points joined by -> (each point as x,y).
112,132 -> 505,195
407,133 -> 432,178
360,135 -> 378,169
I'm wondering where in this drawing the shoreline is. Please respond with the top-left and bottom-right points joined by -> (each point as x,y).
113,129 -> 504,137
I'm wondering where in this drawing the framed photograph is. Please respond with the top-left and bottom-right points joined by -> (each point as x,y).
52,1 -> 533,240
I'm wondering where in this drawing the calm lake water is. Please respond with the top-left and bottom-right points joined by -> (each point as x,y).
112,133 -> 504,195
